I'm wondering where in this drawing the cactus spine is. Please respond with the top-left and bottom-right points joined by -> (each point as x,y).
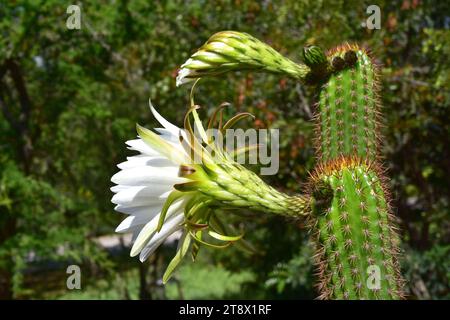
176,32 -> 405,299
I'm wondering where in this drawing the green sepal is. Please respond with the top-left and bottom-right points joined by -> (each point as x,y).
209,214 -> 258,254
184,195 -> 213,220
185,219 -> 209,230
222,112 -> 255,132
189,231 -> 232,249
163,231 -> 191,284
136,123 -> 185,164
191,230 -> 202,261
157,191 -> 184,232
174,181 -> 203,192
208,102 -> 230,130
208,230 -> 244,242
230,144 -> 260,159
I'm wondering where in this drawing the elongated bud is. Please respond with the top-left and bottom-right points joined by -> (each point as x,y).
177,31 -> 311,86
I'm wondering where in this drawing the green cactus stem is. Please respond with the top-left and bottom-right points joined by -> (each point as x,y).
314,44 -> 381,162
307,157 -> 404,299
309,44 -> 404,299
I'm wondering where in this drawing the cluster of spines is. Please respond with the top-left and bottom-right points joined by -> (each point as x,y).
313,44 -> 382,163
306,157 -> 404,299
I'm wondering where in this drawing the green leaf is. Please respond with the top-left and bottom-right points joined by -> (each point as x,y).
190,231 -> 231,249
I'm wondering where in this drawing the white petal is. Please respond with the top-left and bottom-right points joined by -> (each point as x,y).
116,216 -> 142,233
176,68 -> 195,86
192,51 -> 223,61
138,213 -> 185,262
114,204 -> 161,216
154,128 -> 179,143
118,156 -> 175,169
116,213 -> 159,233
111,166 -> 187,186
110,185 -> 128,193
138,229 -> 183,261
180,58 -> 194,69
111,186 -> 171,206
120,224 -> 144,237
149,100 -> 179,135
114,204 -> 159,216
136,131 -> 188,165
158,128 -> 189,146
130,199 -> 186,257
184,59 -> 211,69
126,139 -> 159,156
117,198 -> 185,235
113,197 -> 164,208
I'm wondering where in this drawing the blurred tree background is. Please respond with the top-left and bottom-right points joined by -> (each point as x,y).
0,0 -> 448,300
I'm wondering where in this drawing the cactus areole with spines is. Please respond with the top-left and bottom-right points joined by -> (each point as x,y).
114,31 -> 405,300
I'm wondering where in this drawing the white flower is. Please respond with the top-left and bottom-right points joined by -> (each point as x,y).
111,101 -> 191,262
110,95 -> 271,282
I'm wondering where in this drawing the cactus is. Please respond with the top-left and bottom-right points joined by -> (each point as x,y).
314,44 -> 381,162
307,157 -> 403,299
114,31 -> 405,299
306,44 -> 404,299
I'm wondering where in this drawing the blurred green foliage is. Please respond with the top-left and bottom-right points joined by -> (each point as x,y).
0,0 -> 448,299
